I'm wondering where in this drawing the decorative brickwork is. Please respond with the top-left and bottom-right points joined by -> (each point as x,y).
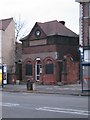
21,20 -> 79,85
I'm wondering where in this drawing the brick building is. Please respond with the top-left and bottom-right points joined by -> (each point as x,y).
20,20 -> 79,85
76,0 -> 90,61
76,0 -> 90,82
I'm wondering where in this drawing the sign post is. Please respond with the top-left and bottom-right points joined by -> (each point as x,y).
0,64 -> 7,87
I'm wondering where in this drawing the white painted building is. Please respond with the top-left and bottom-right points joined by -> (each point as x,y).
0,18 -> 16,73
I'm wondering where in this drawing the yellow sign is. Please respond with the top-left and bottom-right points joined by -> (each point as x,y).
0,73 -> 2,85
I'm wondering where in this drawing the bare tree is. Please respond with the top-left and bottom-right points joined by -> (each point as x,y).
14,16 -> 25,41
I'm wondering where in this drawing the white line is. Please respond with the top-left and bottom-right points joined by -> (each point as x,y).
36,107 -> 89,116
44,107 -> 89,113
0,102 -> 20,107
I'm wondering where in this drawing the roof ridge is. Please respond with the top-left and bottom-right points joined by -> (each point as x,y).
37,20 -> 78,37
37,20 -> 58,24
0,17 -> 13,21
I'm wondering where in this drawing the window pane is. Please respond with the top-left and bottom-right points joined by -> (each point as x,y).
37,65 -> 40,75
37,76 -> 40,80
26,64 -> 32,75
45,63 -> 54,74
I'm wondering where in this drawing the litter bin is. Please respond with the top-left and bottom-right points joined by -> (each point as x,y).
27,79 -> 34,90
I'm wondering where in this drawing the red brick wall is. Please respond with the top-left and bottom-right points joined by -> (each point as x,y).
66,61 -> 79,84
22,58 -> 34,82
83,3 -> 88,17
42,57 -> 57,85
42,75 -> 56,85
22,57 -> 58,85
22,55 -> 79,85
22,45 -> 57,54
83,18 -> 89,46
61,56 -> 79,84
83,2 -> 90,46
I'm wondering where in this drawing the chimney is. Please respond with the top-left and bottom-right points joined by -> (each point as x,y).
59,21 -> 65,25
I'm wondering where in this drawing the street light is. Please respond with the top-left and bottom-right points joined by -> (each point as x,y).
79,47 -> 84,93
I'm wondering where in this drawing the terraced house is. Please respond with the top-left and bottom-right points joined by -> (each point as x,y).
21,20 -> 79,85
76,0 -> 90,82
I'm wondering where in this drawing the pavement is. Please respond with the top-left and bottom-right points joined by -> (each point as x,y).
0,82 -> 90,96
0,84 -> 90,96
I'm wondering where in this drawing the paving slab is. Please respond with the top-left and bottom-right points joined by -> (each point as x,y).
1,84 -> 90,96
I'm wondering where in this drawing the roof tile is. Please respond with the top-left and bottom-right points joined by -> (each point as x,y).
37,20 -> 78,37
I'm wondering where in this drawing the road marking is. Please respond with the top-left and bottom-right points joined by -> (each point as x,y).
0,102 -> 20,107
36,107 -> 89,116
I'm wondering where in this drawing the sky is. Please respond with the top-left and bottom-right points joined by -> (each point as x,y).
0,0 -> 79,36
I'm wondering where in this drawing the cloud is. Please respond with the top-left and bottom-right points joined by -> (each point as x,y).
0,0 -> 79,34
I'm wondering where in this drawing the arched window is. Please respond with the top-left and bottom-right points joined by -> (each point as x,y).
45,59 -> 54,74
26,61 -> 32,76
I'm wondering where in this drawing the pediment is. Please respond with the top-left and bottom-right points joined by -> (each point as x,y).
29,23 -> 46,40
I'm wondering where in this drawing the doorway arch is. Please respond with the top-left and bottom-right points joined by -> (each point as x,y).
35,58 -> 42,81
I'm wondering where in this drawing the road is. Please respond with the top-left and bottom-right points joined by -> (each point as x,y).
1,92 -> 89,118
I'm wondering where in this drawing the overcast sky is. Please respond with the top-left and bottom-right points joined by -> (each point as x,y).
0,0 -> 79,36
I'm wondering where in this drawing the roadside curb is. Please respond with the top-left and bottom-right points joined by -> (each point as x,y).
2,89 -> 89,96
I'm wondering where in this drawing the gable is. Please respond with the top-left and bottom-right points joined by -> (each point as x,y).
0,18 -> 13,31
28,23 -> 46,40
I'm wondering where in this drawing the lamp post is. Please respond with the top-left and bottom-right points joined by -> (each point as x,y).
79,47 -> 83,93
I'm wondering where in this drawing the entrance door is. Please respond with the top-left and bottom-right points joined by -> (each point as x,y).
35,60 -> 42,81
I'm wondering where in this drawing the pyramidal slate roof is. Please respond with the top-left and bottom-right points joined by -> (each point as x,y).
20,20 -> 78,41
0,18 -> 13,31
37,20 -> 78,37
